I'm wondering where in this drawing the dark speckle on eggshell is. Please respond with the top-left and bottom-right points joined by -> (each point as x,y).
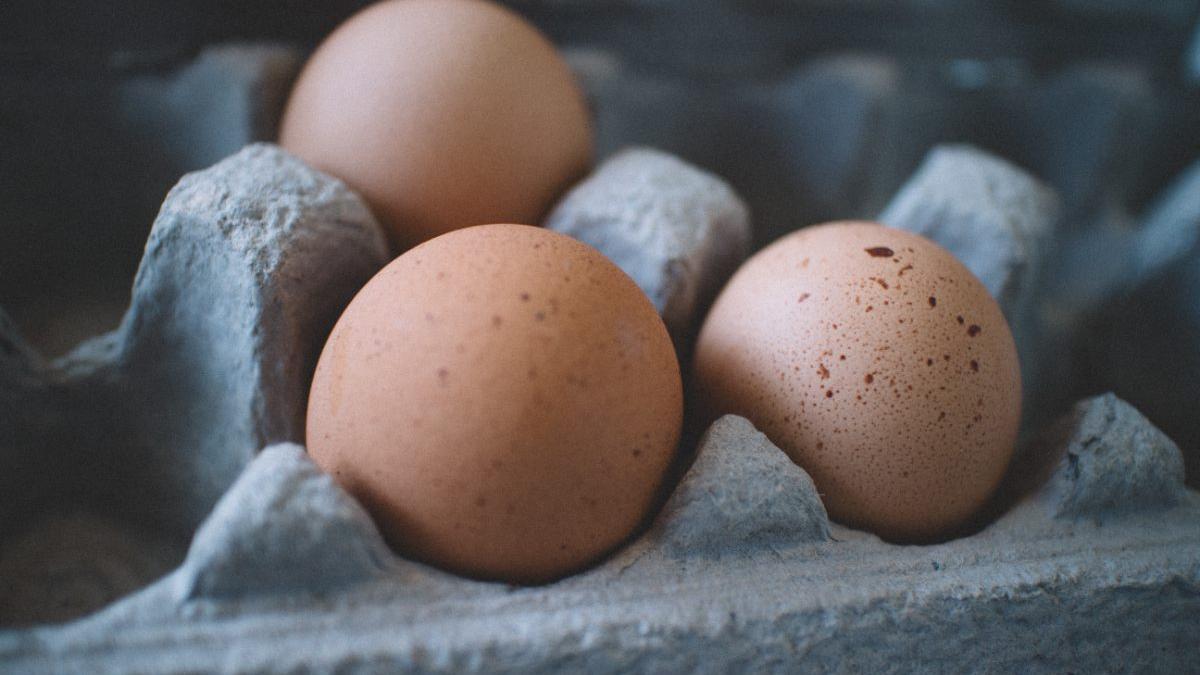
694,221 -> 1022,543
306,224 -> 683,585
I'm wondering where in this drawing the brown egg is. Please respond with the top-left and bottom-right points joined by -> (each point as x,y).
306,224 -> 682,583
279,0 -> 593,252
694,221 -> 1021,542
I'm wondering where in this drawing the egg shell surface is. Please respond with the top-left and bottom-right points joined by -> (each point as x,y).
306,224 -> 683,583
694,221 -> 1021,542
279,0 -> 593,252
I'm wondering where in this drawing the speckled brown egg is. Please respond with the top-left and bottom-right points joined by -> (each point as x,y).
279,0 -> 593,253
694,221 -> 1021,542
306,224 -> 682,584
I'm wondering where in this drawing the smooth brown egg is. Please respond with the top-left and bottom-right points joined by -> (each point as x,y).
306,224 -> 682,583
279,0 -> 593,252
694,221 -> 1021,542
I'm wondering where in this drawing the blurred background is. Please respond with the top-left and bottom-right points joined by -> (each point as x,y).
1,0 -> 1199,475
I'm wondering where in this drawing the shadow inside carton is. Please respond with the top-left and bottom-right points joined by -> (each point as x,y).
0,511 -> 181,628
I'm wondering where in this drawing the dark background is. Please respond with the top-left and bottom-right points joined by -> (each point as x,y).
2,1 -> 1197,74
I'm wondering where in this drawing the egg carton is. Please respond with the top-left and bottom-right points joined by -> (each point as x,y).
4,30 -> 1200,671
1,137 -> 1198,672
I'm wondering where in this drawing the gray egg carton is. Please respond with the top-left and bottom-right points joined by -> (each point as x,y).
2,140 -> 1198,672
4,38 -> 1200,672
